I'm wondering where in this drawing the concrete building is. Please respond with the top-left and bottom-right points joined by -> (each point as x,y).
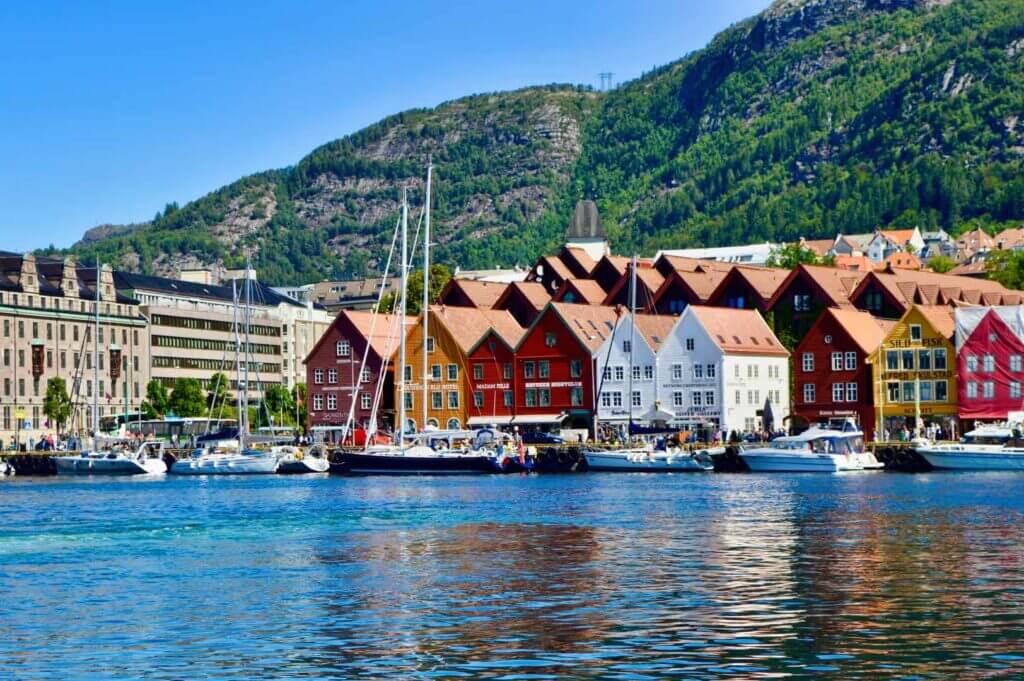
308,277 -> 400,313
655,243 -> 777,266
0,253 -> 150,443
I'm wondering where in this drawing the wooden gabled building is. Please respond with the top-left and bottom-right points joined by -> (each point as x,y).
437,279 -> 509,309
765,264 -> 869,342
493,281 -> 551,328
706,265 -> 789,311
553,278 -> 606,305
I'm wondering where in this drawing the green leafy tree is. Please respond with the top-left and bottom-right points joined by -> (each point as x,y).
378,264 -> 453,315
43,377 -> 73,431
145,379 -> 169,416
928,254 -> 956,273
263,384 -> 293,425
292,383 -> 308,429
766,243 -> 821,269
168,378 -> 206,417
987,250 -> 1024,290
206,371 -> 231,410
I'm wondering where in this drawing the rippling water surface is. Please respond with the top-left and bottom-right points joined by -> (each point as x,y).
2,472 -> 1023,679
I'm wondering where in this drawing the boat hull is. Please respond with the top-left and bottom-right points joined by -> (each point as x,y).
277,458 -> 330,474
739,452 -> 843,473
916,449 -> 1024,471
54,455 -> 166,475
169,452 -> 278,475
583,448 -> 716,472
335,451 -> 496,476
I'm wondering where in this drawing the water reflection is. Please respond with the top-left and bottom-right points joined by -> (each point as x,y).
1,474 -> 1023,679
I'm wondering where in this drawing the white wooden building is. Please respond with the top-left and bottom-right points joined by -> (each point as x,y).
593,313 -> 676,426
657,306 -> 790,435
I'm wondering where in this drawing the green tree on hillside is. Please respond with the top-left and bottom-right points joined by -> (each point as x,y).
927,255 -> 956,273
766,243 -> 821,269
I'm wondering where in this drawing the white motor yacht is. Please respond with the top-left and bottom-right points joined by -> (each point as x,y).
1,459 -> 14,476
739,428 -> 881,473
915,424 -> 1024,471
55,440 -> 168,475
584,444 -> 718,472
275,444 -> 330,474
169,443 -> 278,475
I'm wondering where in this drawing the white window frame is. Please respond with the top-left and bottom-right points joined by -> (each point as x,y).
832,383 -> 844,403
844,352 -> 856,370
802,353 -> 814,372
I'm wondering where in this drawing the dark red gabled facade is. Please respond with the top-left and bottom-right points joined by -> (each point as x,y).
465,330 -> 518,426
305,311 -> 409,434
957,309 -> 1024,422
792,307 -> 888,437
511,302 -> 620,432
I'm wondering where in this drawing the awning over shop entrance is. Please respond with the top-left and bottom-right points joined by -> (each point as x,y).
512,412 -> 567,425
467,415 -> 514,426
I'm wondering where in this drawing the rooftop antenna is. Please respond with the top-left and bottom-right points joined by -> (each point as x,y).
599,72 -> 614,91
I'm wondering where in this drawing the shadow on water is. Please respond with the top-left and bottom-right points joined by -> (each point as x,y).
1,473 -> 1023,678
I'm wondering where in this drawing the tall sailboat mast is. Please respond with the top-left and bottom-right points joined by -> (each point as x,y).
241,256 -> 253,446
627,254 -> 637,435
397,189 -> 409,445
422,160 -> 432,430
92,259 -> 100,435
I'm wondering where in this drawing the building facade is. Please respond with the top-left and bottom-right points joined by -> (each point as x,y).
0,255 -> 150,443
593,313 -> 672,427
954,306 -> 1024,426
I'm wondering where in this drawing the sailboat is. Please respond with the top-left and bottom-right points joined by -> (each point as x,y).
55,263 -> 168,475
335,162 -> 498,475
582,255 -> 714,472
170,263 -> 278,475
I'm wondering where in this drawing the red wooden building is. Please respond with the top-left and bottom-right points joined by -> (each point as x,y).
792,307 -> 892,436
956,308 -> 1024,424
305,311 -> 413,434
511,302 -> 621,433
464,314 -> 527,428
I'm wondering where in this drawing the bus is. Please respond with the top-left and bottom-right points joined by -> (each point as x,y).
100,417 -> 237,443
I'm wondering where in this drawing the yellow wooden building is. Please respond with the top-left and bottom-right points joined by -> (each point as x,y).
868,304 -> 959,439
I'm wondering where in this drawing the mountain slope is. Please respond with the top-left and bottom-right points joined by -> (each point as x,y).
52,0 -> 1024,284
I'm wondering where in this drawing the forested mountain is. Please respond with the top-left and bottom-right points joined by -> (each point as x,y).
47,0 -> 1024,284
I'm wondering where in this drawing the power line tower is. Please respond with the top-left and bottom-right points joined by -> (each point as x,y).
598,72 -> 614,92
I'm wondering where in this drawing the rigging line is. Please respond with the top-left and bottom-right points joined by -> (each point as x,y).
343,210 -> 403,438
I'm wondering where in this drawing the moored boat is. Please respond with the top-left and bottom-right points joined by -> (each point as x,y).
584,445 -> 717,472
915,424 -> 1024,471
55,440 -> 168,476
739,428 -> 880,473
275,444 -> 330,474
169,444 -> 278,475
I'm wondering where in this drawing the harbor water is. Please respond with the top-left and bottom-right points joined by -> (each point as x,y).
2,472 -> 1023,679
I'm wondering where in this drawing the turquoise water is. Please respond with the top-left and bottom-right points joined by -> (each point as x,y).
1,472 -> 1023,679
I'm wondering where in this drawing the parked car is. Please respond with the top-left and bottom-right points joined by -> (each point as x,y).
521,431 -> 565,445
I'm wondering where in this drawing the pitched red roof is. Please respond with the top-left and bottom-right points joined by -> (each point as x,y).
427,305 -> 525,354
822,307 -> 892,355
687,306 -> 788,357
438,279 -> 510,308
552,278 -> 606,304
494,281 -> 551,312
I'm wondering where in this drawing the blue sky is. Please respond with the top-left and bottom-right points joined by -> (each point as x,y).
0,0 -> 770,252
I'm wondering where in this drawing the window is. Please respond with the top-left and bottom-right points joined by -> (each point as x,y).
705,391 -> 715,406
1012,355 -> 1023,373
447,391 -> 459,409
673,391 -> 684,407
886,350 -> 899,371
314,368 -> 324,384
539,389 -> 551,407
734,365 -> 740,378
983,354 -> 995,373
887,381 -> 900,402
447,364 -> 458,381
935,380 -> 948,402
983,381 -> 995,399
473,391 -> 484,408
503,363 -> 512,379
404,393 -> 413,410
503,391 -> 513,407
831,352 -> 843,371
672,364 -> 683,381
735,390 -> 741,404
523,361 -> 535,379
901,350 -> 914,371
747,390 -> 755,405
404,365 -> 413,382
832,383 -> 845,402
312,394 -> 323,410
920,381 -> 934,402
622,339 -> 631,353
694,364 -> 704,380
611,392 -> 623,408
1,349 -> 6,366
966,381 -> 978,399
934,348 -> 947,371
545,332 -> 557,347
692,391 -> 703,407
628,390 -> 639,408
600,392 -> 612,408
431,391 -> 442,409
539,360 -> 550,379
966,355 -> 978,372
361,394 -> 371,410
918,350 -> 932,371
631,365 -> 641,381
802,353 -> 814,372
431,364 -> 442,381
846,382 -> 857,402
844,352 -> 856,370
336,340 -> 351,357
910,324 -> 922,342
525,389 -> 537,407
1009,382 -> 1021,399
473,364 -> 484,380
570,359 -> 582,378
571,387 -> 583,406
686,338 -> 695,351
327,369 -> 338,384
426,337 -> 435,353
793,294 -> 811,312
360,368 -> 371,384
614,366 -> 624,381
707,364 -> 716,379
903,382 -> 916,402
602,366 -> 611,381
326,394 -> 337,411
643,365 -> 654,381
